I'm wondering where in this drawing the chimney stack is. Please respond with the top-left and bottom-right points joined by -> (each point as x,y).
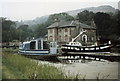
55,18 -> 60,27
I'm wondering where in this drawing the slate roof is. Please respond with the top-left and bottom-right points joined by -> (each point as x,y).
47,20 -> 96,29
79,22 -> 96,29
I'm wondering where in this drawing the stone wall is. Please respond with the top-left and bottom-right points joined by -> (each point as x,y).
48,26 -> 96,46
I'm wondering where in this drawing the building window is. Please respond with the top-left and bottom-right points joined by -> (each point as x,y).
50,29 -> 52,33
59,35 -> 61,41
59,29 -> 61,32
49,36 -> 53,41
65,28 -> 68,32
65,35 -> 68,42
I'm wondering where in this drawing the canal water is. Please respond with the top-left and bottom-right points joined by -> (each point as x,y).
38,59 -> 118,79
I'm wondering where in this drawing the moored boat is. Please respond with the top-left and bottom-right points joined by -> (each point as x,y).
19,38 -> 49,55
61,42 -> 114,53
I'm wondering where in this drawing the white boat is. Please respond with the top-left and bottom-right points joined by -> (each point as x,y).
62,42 -> 113,53
19,38 -> 49,55
61,31 -> 113,54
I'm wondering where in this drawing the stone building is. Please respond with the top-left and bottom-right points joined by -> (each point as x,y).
47,20 -> 96,46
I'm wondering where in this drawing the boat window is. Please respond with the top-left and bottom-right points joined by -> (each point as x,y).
23,43 -> 30,50
38,40 -> 41,49
30,41 -> 36,49
19,44 -> 23,48
71,43 -> 73,45
43,41 -> 49,49
50,43 -> 52,47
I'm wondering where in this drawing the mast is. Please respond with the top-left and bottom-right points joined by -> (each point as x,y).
71,31 -> 86,42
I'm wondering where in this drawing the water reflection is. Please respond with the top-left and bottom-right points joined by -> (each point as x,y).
57,56 -> 108,64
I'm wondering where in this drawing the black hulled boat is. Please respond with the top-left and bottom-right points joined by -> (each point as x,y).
62,42 -> 113,53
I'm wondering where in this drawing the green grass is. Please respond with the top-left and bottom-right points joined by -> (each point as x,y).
2,49 -> 65,79
2,49 -> 112,80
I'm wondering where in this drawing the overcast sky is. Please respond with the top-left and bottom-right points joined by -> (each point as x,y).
0,0 -> 119,21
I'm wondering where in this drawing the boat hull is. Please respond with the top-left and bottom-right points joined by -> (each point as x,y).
19,49 -> 49,55
62,44 -> 113,53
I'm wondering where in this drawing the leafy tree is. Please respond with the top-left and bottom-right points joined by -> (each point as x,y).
34,23 -> 48,38
33,12 -> 74,38
17,24 -> 33,41
77,10 -> 95,25
113,10 -> 120,36
47,12 -> 74,24
2,18 -> 17,42
93,11 -> 120,41
94,12 -> 111,38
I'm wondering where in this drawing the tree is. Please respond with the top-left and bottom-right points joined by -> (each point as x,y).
2,18 -> 17,42
17,24 -> 33,41
114,10 -> 120,36
93,12 -> 119,41
77,10 -> 95,25
32,13 -> 74,38
34,23 -> 48,38
47,12 -> 74,24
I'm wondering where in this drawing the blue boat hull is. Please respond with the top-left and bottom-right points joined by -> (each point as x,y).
19,49 -> 49,55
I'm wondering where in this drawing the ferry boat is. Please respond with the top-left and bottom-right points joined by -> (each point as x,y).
61,31 -> 114,54
62,41 -> 113,54
19,38 -> 49,55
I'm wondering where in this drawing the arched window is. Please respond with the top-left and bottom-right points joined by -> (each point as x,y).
82,34 -> 87,43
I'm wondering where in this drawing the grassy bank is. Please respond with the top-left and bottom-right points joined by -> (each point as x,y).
2,49 -> 65,79
2,49 -> 114,79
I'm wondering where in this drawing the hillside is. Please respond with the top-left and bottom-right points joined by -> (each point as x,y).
23,15 -> 49,25
67,5 -> 117,16
16,15 -> 49,27
16,5 -> 117,26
